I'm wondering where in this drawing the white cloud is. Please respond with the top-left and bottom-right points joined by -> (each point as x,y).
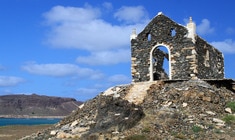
0,76 -> 24,87
43,5 -> 147,52
21,62 -> 103,79
114,6 -> 149,24
211,39 -> 235,54
43,5 -> 101,25
76,49 -> 130,65
108,74 -> 131,84
102,2 -> 113,10
197,19 -> 214,35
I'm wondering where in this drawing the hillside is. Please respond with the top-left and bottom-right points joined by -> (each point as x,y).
22,80 -> 235,139
0,94 -> 82,118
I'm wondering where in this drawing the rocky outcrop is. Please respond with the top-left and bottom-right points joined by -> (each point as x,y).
0,94 -> 82,118
22,80 -> 235,139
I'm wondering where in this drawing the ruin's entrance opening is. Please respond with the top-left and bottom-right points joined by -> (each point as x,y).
150,45 -> 171,81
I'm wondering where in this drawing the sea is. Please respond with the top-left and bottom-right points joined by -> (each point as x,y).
0,118 -> 61,126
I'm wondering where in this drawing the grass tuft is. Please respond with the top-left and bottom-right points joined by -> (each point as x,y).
192,125 -> 202,133
226,101 -> 235,112
223,114 -> 235,123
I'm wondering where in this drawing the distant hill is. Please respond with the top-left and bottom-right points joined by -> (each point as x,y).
0,94 -> 82,118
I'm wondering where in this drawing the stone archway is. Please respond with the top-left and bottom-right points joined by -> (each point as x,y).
150,44 -> 171,81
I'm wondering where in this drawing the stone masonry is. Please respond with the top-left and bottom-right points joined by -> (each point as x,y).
130,12 -> 224,82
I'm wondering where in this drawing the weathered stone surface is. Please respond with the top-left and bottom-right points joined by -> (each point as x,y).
131,13 -> 224,82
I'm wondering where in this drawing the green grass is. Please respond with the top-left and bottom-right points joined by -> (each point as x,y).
223,114 -> 235,123
226,101 -> 235,112
192,125 -> 202,133
142,127 -> 150,133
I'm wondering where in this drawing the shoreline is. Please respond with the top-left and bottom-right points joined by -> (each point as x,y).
0,115 -> 66,119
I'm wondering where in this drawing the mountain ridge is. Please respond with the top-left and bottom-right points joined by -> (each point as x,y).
0,94 -> 83,118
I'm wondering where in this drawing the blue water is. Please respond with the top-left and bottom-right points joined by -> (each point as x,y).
0,118 -> 61,126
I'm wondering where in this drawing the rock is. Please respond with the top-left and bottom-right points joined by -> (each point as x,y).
114,113 -> 121,116
113,93 -> 120,98
206,111 -> 216,116
182,102 -> 187,107
203,96 -> 211,102
61,124 -> 70,131
212,118 -> 225,124
79,104 -> 84,109
112,131 -> 119,134
163,101 -> 172,107
71,120 -> 79,127
225,108 -> 232,114
72,126 -> 90,133
50,130 -> 58,136
199,114 -> 207,117
216,123 -> 225,127
57,132 -> 72,139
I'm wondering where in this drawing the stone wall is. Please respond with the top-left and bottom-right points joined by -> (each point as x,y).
195,37 -> 224,79
131,13 -> 224,82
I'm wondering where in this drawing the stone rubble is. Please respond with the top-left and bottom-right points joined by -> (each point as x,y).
21,80 -> 235,140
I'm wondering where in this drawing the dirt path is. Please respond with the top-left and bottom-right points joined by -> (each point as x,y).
125,81 -> 159,104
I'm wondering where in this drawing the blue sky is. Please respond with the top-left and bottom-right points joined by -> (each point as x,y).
0,0 -> 235,101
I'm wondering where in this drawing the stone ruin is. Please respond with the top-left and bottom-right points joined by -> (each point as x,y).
130,12 -> 224,82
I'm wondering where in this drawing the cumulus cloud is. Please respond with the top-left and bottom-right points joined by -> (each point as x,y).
43,4 -> 147,66
43,5 -> 146,51
197,19 -> 214,35
76,49 -> 130,65
0,76 -> 24,87
211,39 -> 235,54
43,5 -> 101,25
114,6 -> 149,24
102,2 -> 113,11
21,62 -> 103,79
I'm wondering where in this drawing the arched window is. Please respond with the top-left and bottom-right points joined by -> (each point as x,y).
150,45 -> 171,81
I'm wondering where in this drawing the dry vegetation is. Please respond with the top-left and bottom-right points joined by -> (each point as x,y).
0,125 -> 52,140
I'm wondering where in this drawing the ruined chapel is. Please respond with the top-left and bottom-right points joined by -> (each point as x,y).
130,12 -> 224,82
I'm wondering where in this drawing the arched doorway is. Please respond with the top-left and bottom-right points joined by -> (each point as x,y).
150,44 -> 171,81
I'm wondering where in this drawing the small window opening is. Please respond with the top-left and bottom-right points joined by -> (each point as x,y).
147,33 -> 151,41
204,50 -> 210,67
171,28 -> 176,37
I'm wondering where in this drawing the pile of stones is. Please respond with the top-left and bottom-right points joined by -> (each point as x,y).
21,80 -> 235,140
